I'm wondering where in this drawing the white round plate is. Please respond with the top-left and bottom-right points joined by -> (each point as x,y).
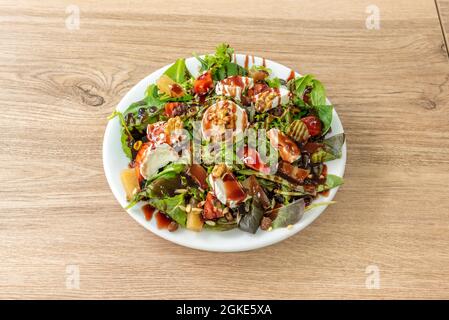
103,54 -> 346,252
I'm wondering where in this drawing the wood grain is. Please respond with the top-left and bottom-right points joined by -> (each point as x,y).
437,0 -> 449,54
1,0 -> 449,299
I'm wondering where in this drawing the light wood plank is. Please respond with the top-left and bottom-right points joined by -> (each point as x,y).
0,0 -> 449,299
436,0 -> 449,55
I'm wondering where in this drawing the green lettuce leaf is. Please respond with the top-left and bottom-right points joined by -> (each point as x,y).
315,104 -> 333,135
310,79 -> 326,106
305,201 -> 336,212
323,133 -> 345,158
144,84 -> 166,107
290,75 -> 333,135
238,197 -> 265,234
270,199 -> 305,229
149,194 -> 187,227
194,43 -> 246,80
120,129 -> 132,159
266,77 -> 281,88
163,58 -> 191,83
198,43 -> 233,71
316,174 -> 344,192
311,133 -> 345,163
145,163 -> 186,184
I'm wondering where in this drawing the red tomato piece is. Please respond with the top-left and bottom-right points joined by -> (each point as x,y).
202,192 -> 224,220
164,102 -> 187,117
301,116 -> 322,137
193,71 -> 213,95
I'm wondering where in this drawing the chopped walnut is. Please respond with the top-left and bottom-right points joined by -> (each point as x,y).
164,116 -> 183,137
254,90 -> 279,112
208,103 -> 237,128
212,163 -> 228,178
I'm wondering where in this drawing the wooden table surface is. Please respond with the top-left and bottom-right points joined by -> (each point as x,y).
1,0 -> 449,299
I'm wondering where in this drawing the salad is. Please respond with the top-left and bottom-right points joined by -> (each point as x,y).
109,43 -> 345,234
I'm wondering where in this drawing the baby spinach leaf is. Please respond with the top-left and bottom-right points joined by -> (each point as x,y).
291,74 -> 314,96
163,58 -> 191,83
212,62 -> 247,81
148,175 -> 186,198
270,199 -> 305,229
120,129 -> 132,159
310,79 -> 326,106
311,149 -> 334,163
314,104 -> 333,135
145,163 -> 186,184
149,194 -> 187,227
238,197 -> 265,234
316,174 -> 344,192
213,67 -> 227,81
291,76 -> 332,131
225,62 -> 247,77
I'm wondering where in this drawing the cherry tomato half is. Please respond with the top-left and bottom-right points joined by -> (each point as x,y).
164,102 -> 187,118
301,116 -> 322,137
193,71 -> 213,95
202,192 -> 223,220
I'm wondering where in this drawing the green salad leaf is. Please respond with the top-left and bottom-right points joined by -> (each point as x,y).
149,194 -> 187,227
309,79 -> 326,106
290,74 -> 314,106
148,175 -> 185,198
311,133 -> 345,163
197,43 -> 233,71
323,133 -> 345,159
111,96 -> 163,159
266,77 -> 281,88
305,201 -> 336,212
315,104 -> 333,135
270,199 -> 305,229
194,43 -> 247,80
289,74 -> 333,135
163,58 -> 191,84
316,174 -> 344,192
205,219 -> 238,231
290,74 -> 327,106
222,62 -> 247,80
144,84 -> 166,107
250,65 -> 272,74
145,163 -> 186,184
120,130 -> 132,159
108,110 -> 134,159
238,197 -> 265,234
237,169 -> 313,195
